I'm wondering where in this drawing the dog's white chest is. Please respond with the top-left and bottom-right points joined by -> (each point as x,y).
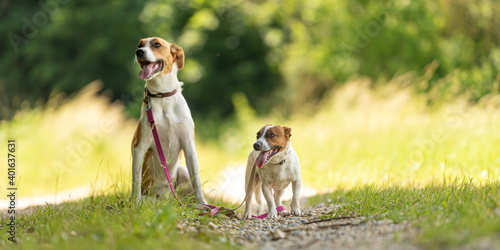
258,161 -> 299,190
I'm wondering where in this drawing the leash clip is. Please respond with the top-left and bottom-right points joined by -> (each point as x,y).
146,96 -> 152,110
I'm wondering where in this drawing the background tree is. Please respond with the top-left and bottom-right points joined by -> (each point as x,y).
1,0 -> 499,123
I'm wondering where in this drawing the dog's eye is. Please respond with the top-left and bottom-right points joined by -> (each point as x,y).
256,133 -> 260,139
269,133 -> 276,138
153,42 -> 161,48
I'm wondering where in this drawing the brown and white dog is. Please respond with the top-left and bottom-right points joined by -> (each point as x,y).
131,37 -> 206,204
243,125 -> 302,219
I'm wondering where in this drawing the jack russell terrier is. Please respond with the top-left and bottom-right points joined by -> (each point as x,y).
243,125 -> 302,219
131,37 -> 207,205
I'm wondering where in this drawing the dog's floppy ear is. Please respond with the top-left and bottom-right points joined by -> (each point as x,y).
170,44 -> 184,70
284,127 -> 292,139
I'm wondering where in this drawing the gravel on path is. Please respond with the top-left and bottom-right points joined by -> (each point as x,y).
177,203 -> 420,249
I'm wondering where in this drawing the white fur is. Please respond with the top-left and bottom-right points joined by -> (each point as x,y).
131,39 -> 207,204
140,37 -> 157,63
243,134 -> 302,219
254,125 -> 272,150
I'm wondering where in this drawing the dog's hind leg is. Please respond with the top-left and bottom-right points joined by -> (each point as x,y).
290,179 -> 302,216
243,169 -> 259,219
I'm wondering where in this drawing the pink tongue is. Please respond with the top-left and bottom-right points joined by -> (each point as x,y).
255,151 -> 270,168
138,63 -> 156,79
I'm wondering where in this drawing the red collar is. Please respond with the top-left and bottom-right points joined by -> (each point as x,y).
143,88 -> 177,104
145,88 -> 177,98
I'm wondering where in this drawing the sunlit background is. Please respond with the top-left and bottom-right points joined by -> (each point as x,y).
1,0 -> 500,208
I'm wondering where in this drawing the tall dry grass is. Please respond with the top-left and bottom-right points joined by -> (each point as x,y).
0,82 -> 135,198
1,76 -> 500,202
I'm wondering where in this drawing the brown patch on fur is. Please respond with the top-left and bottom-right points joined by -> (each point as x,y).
131,121 -> 142,150
170,43 -> 184,70
139,37 -> 184,75
259,125 -> 292,153
137,38 -> 147,48
141,148 -> 154,195
283,126 -> 292,139
256,124 -> 272,139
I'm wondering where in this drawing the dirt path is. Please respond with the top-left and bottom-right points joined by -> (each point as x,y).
178,203 -> 420,249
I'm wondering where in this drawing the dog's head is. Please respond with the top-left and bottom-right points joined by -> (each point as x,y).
253,125 -> 292,168
135,37 -> 184,80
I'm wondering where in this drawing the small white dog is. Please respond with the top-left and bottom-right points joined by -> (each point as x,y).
243,125 -> 302,219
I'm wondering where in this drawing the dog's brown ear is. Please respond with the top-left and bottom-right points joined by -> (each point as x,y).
284,127 -> 292,139
171,44 -> 184,70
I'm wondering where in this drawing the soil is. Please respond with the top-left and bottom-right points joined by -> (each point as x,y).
177,203 -> 421,250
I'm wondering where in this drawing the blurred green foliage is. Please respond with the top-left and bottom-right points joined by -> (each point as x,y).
1,0 -> 499,120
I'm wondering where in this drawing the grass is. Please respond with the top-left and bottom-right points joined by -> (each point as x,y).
1,74 -> 500,247
308,178 -> 500,248
0,82 -> 135,197
2,181 -> 498,249
2,76 -> 500,197
0,194 -> 236,249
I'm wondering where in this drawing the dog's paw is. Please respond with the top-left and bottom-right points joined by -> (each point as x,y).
291,207 -> 301,216
242,212 -> 253,220
279,209 -> 290,217
189,204 -> 211,212
266,210 -> 278,219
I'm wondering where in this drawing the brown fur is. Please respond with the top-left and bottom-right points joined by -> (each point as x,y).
131,121 -> 141,149
141,148 -> 154,195
257,125 -> 291,153
137,37 -> 184,74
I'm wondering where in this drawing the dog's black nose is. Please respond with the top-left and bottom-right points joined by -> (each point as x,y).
253,142 -> 261,151
136,49 -> 144,57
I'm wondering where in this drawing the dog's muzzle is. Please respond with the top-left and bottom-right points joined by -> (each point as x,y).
136,49 -> 145,58
253,142 -> 262,151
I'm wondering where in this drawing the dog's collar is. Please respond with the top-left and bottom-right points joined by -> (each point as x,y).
271,159 -> 286,165
143,88 -> 178,106
145,88 -> 178,98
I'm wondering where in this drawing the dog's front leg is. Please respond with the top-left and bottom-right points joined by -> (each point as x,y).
291,178 -> 302,216
262,184 -> 277,219
182,141 -> 207,204
274,189 -> 290,216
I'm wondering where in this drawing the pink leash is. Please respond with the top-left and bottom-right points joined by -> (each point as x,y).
146,94 -> 221,214
252,205 -> 286,219
202,204 -> 286,219
145,92 -> 286,218
146,107 -> 184,206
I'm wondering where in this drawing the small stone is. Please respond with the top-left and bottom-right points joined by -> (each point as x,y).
375,219 -> 393,225
207,222 -> 218,230
290,230 -> 306,236
270,229 -> 286,240
247,234 -> 255,241
105,205 -> 114,210
313,203 -> 325,209
288,223 -> 300,227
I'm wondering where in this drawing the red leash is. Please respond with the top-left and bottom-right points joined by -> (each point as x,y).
145,90 -> 287,219
146,105 -> 184,206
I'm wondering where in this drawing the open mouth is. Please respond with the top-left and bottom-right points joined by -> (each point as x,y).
138,60 -> 164,80
255,148 -> 280,168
